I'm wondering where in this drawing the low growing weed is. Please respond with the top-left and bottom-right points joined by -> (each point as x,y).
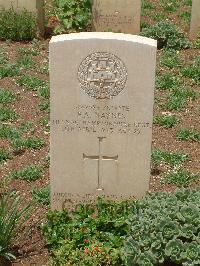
11,137 -> 45,152
32,186 -> 50,205
0,89 -> 15,105
0,107 -> 18,122
165,87 -> 197,111
153,115 -> 179,128
16,75 -> 47,91
0,63 -> 20,79
163,169 -> 199,187
176,128 -> 200,142
0,148 -> 10,163
141,21 -> 191,49
152,149 -> 188,167
181,56 -> 200,84
9,165 -> 42,182
0,125 -> 21,140
156,73 -> 182,90
159,49 -> 182,69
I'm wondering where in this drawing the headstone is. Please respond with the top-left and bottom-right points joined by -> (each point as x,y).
190,0 -> 200,39
0,0 -> 45,36
50,32 -> 157,210
92,0 -> 141,34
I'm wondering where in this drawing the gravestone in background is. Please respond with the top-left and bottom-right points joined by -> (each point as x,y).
190,0 -> 200,39
0,0 -> 45,36
50,32 -> 157,210
92,0 -> 141,34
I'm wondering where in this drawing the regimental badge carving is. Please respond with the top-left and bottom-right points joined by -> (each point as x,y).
78,52 -> 128,99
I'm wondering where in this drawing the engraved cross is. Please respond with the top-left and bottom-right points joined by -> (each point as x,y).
83,137 -> 118,191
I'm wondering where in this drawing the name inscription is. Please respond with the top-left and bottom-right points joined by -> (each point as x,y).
52,104 -> 151,135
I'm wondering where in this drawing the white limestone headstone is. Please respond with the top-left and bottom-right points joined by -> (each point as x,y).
190,0 -> 200,39
92,0 -> 141,34
50,32 -> 157,210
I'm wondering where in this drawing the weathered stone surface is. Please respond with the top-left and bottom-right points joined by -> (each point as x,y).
92,0 -> 141,34
50,32 -> 157,210
190,0 -> 200,39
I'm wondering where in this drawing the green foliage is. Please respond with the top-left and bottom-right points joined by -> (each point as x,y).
159,49 -> 182,69
16,46 -> 40,57
156,73 -> 182,90
39,100 -> 50,113
54,0 -> 92,33
179,11 -> 191,24
17,55 -> 35,70
181,56 -> 200,84
0,148 -> 10,163
0,107 -> 18,122
124,188 -> 200,266
163,169 -> 199,187
42,198 -> 135,265
152,149 -> 188,167
176,128 -> 200,142
153,115 -> 179,128
166,87 -> 197,111
160,0 -> 180,13
0,125 -> 21,140
0,89 -> 15,105
16,75 -> 47,91
32,186 -> 50,205
11,137 -> 45,152
0,8 -> 37,41
0,191 -> 31,261
141,21 -> 191,49
19,121 -> 34,134
9,165 -> 42,182
0,63 -> 20,79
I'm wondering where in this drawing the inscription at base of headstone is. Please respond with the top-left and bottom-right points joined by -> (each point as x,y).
92,0 -> 141,34
0,0 -> 45,36
50,32 -> 157,210
190,0 -> 200,39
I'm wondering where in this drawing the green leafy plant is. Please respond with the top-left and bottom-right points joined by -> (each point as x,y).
0,125 -> 21,140
0,191 -> 31,261
152,149 -> 188,167
0,107 -> 18,122
42,198 -> 135,265
0,148 -> 10,164
124,188 -> 200,266
176,128 -> 200,142
141,21 -> 191,49
156,73 -> 182,90
159,49 -> 182,69
32,186 -> 50,205
16,75 -> 47,91
11,137 -> 45,152
9,165 -> 42,182
53,0 -> 92,34
166,87 -> 197,111
0,63 -> 20,79
0,89 -> 15,105
0,8 -> 37,41
153,115 -> 179,128
17,54 -> 35,70
163,169 -> 199,187
181,56 -> 200,84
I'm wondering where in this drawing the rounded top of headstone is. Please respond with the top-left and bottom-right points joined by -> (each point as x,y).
50,32 -> 157,48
